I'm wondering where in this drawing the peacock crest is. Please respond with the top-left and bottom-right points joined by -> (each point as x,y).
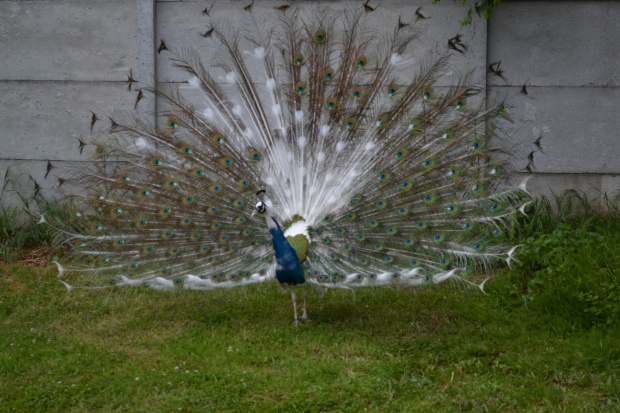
52,4 -> 530,327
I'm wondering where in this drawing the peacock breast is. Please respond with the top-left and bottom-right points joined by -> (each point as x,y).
285,234 -> 310,264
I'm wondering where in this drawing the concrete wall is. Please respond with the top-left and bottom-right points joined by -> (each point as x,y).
0,0 -> 140,206
487,1 -> 620,200
0,0 -> 618,207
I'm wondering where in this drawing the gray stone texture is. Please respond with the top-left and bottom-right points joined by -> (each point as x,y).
493,86 -> 620,174
0,0 -> 618,207
137,0 -> 156,125
487,0 -> 620,198
487,1 -> 620,87
155,1 -> 487,86
0,1 -> 138,81
0,0 -> 139,207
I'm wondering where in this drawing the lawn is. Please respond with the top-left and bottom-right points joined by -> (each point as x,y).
1,263 -> 618,412
1,191 -> 619,412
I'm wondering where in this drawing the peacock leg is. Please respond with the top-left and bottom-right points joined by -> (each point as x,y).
301,288 -> 311,323
290,290 -> 300,328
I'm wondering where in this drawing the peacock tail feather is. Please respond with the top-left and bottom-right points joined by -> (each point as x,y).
53,5 -> 529,297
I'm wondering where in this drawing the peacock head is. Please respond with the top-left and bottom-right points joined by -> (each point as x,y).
252,189 -> 268,217
251,201 -> 267,217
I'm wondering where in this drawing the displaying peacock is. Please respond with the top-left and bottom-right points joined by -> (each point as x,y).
51,4 -> 530,327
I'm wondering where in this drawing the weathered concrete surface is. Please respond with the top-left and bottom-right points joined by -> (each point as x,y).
0,82 -> 134,160
0,1 -> 139,208
0,1 -> 138,81
488,1 -> 620,87
0,160 -> 76,208
488,0 -> 620,193
518,173 -> 620,204
490,86 -> 620,174
137,0 -> 157,125
155,0 -> 487,87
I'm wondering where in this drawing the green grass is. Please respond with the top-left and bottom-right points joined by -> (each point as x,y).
1,263 -> 618,412
1,189 -> 619,411
0,168 -> 67,262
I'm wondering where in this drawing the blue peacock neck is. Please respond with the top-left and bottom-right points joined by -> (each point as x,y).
263,212 -> 306,286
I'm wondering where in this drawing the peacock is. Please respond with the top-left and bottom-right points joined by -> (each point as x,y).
50,4 -> 530,327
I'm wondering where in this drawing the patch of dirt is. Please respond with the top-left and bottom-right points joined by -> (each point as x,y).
5,246 -> 67,267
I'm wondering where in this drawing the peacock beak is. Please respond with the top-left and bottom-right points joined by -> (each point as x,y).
251,209 -> 258,218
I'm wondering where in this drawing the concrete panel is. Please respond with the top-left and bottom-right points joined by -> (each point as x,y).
602,175 -> 620,196
490,86 -> 620,175
516,172 -> 620,206
0,160 -> 64,208
137,0 -> 157,126
0,81 -> 136,161
488,1 -> 620,87
0,1 -> 138,81
155,0 -> 487,87
0,158 -> 93,210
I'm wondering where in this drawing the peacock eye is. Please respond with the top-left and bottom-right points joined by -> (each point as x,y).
295,81 -> 306,94
314,29 -> 326,43
167,118 -> 178,129
293,52 -> 304,66
325,97 -> 338,110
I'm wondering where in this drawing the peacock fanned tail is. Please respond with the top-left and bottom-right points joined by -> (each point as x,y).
54,5 -> 529,300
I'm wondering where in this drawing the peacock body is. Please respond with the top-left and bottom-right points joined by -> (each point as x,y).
54,4 -> 529,326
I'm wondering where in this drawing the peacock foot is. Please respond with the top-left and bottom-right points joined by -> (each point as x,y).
294,318 -> 300,328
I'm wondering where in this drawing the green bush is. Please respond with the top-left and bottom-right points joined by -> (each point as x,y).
501,191 -> 620,329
